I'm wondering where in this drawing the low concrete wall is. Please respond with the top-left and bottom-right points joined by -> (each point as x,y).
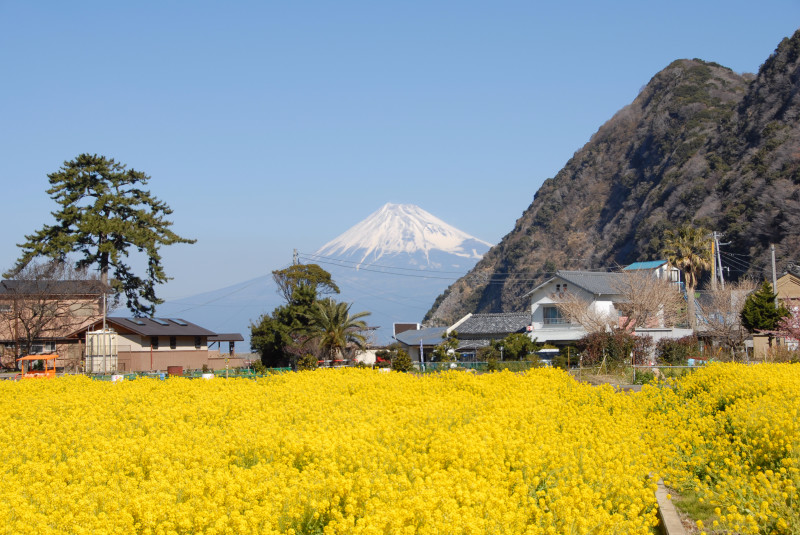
656,480 -> 687,535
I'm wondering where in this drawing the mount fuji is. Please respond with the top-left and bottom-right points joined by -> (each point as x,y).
307,203 -> 492,342
156,203 -> 492,347
316,203 -> 490,269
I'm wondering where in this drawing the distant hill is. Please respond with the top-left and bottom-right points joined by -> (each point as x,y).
426,29 -> 800,325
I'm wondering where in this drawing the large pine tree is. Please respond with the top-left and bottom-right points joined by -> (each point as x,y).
6,154 -> 195,316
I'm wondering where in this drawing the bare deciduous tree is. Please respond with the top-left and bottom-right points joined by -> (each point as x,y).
611,270 -> 686,330
698,279 -> 756,359
0,261 -> 110,369
553,270 -> 685,335
553,291 -> 614,333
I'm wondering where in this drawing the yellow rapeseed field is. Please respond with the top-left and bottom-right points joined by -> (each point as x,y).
0,364 -> 797,534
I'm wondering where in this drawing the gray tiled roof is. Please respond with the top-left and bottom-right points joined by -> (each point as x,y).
555,271 -> 626,296
455,313 -> 530,335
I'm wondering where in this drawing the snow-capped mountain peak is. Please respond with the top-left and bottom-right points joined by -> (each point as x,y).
316,203 -> 491,266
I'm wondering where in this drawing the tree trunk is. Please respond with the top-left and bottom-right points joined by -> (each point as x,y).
686,282 -> 696,330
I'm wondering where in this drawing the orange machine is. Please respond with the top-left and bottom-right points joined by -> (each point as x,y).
16,354 -> 59,379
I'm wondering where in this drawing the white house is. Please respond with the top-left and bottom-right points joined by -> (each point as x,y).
525,271 -> 627,345
526,266 -> 691,348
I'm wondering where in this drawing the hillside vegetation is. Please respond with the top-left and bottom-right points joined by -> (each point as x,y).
427,29 -> 800,324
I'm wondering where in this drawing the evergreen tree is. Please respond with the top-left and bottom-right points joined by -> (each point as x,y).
6,154 -> 195,316
272,263 -> 339,303
740,280 -> 789,333
250,284 -> 317,368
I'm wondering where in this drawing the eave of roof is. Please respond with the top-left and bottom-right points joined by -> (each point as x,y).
208,333 -> 245,342
454,313 -> 530,335
395,327 -> 447,346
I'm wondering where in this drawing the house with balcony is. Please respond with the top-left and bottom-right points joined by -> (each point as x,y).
525,271 -> 627,345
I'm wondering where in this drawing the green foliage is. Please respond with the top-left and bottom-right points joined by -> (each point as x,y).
633,370 -> 657,385
477,345 -> 500,361
250,284 -> 317,368
302,298 -> 370,361
662,225 -> 712,329
656,335 -> 699,365
490,333 -> 540,360
432,332 -> 459,362
296,354 -> 319,371
272,263 -> 340,304
390,349 -> 414,372
740,280 -> 789,333
6,154 -> 196,316
251,360 -> 268,374
552,354 -> 569,370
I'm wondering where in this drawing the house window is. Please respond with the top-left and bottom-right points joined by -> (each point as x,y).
543,306 -> 567,325
194,336 -> 201,349
30,341 -> 56,354
150,336 -> 159,350
170,336 -> 177,350
0,304 -> 11,313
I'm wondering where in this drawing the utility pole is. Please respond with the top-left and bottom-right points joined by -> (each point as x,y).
771,244 -> 778,306
715,232 -> 726,290
711,232 -> 717,290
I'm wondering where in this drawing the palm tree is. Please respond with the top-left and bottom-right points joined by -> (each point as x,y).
303,298 -> 371,363
662,225 -> 712,329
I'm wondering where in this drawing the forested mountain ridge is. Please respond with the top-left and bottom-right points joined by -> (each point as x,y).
426,29 -> 800,325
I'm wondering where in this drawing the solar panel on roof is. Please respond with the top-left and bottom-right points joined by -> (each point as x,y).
152,318 -> 170,326
127,317 -> 146,326
170,318 -> 188,326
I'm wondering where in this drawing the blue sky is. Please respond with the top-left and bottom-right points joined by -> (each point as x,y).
1,1 -> 799,302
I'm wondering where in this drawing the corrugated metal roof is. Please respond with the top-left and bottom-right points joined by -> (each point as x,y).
454,313 -> 530,335
556,271 -> 626,295
623,260 -> 668,271
395,327 -> 447,346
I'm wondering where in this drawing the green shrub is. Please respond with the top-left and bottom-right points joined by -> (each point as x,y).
633,370 -> 656,385
657,335 -> 699,365
552,354 -> 568,370
391,350 -> 414,372
296,354 -> 319,371
252,360 -> 268,374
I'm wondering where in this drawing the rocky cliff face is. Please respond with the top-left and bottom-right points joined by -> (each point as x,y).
426,29 -> 800,325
